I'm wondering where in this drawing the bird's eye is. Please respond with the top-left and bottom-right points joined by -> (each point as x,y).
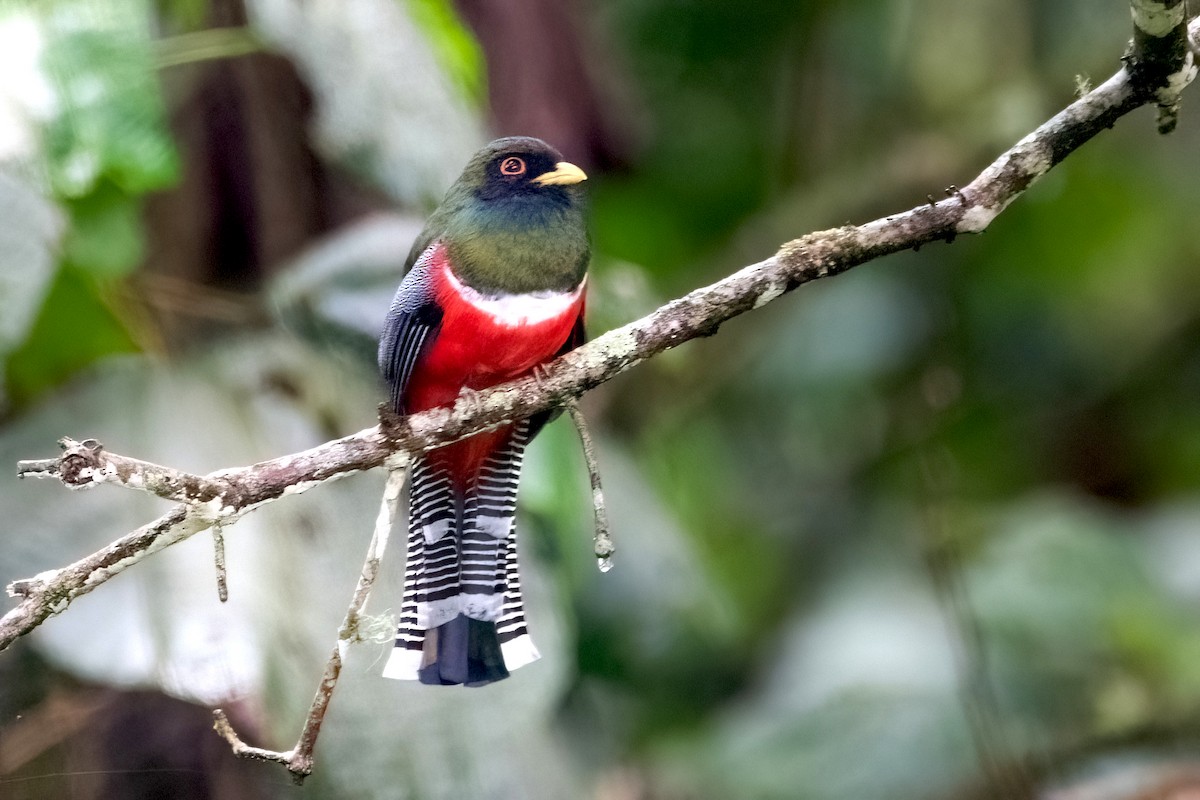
499,157 -> 526,177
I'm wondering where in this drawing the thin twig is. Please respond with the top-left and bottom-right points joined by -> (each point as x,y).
212,525 -> 228,603
341,461 -> 406,648
212,461 -> 409,782
212,709 -> 295,767
566,401 -> 614,572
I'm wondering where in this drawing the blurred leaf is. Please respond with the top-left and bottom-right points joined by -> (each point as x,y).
153,0 -> 208,31
0,167 -> 63,407
694,689 -> 975,800
268,212 -> 424,362
973,501 -> 1145,655
1,0 -> 184,406
955,152 -> 1200,429
4,264 -> 137,404
61,178 -> 142,276
970,497 -> 1200,735
248,0 -> 484,206
39,0 -> 180,196
404,0 -> 485,105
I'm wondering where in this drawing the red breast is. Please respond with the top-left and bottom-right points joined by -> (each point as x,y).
404,243 -> 585,483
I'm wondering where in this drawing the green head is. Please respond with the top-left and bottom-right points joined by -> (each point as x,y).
425,137 -> 590,295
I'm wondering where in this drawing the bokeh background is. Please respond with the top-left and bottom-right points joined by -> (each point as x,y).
2,1 -> 1200,798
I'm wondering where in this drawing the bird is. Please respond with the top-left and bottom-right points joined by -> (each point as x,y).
378,137 -> 589,686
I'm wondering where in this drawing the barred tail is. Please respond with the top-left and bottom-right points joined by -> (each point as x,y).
382,421 -> 539,686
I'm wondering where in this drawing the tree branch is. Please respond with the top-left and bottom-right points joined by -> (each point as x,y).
1127,0 -> 1197,132
4,506 -> 210,646
16,437 -> 217,502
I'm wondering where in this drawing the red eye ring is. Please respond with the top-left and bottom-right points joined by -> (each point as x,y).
499,156 -> 526,176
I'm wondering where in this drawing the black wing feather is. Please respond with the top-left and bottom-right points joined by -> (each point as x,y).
379,248 -> 443,414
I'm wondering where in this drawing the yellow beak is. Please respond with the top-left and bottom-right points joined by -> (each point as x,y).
532,161 -> 588,186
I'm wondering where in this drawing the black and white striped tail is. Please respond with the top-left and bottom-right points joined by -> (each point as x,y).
382,422 -> 538,686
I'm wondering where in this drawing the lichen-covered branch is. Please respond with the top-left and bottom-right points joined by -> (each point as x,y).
3,506 -> 210,647
4,12 -> 1197,657
1127,0 -> 1197,132
16,437 -> 218,502
566,401 -> 614,573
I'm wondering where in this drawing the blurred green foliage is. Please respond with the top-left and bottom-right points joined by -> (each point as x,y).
5,260 -> 138,402
3,0 -> 177,405
41,4 -> 179,197
404,0 -> 486,106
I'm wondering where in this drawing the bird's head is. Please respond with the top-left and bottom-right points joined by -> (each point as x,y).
437,137 -> 590,294
456,136 -> 587,205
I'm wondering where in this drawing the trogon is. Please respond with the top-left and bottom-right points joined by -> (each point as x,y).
378,137 -> 589,686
